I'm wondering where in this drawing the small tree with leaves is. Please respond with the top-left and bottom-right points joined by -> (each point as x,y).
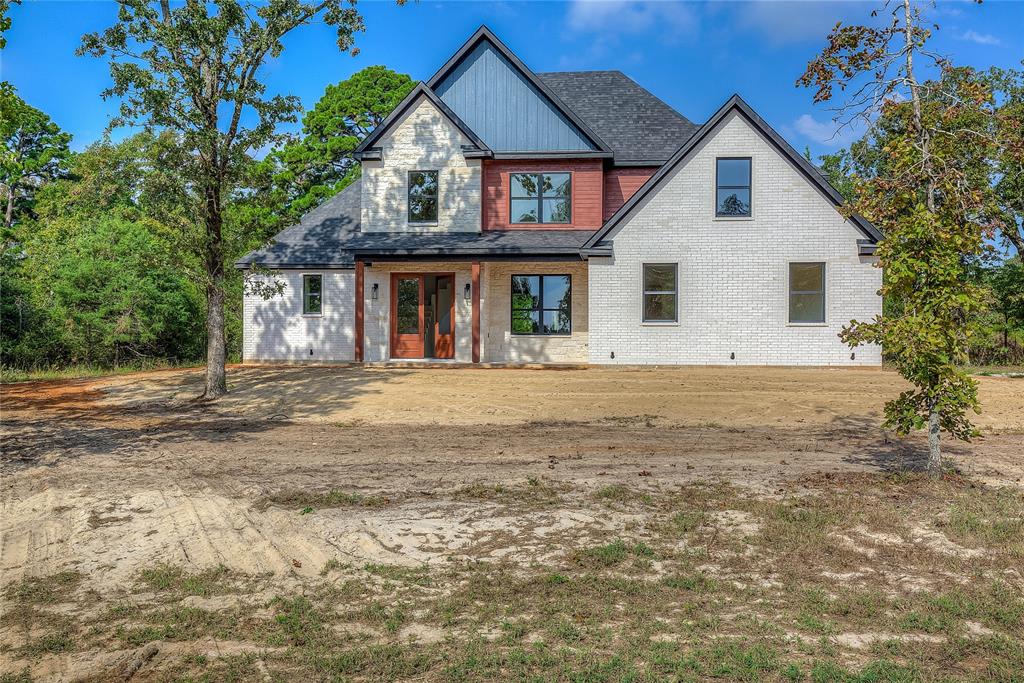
798,0 -> 1002,475
79,0 -> 396,398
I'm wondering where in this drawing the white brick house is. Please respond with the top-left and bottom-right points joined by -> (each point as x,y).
238,27 -> 882,367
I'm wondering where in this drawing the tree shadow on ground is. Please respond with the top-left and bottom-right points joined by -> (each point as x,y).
0,366 -> 408,472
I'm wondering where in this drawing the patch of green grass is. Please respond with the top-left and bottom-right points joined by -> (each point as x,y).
0,668 -> 33,683
4,571 -> 82,605
138,564 -> 232,597
944,487 -> 1024,549
363,563 -> 432,587
594,484 -> 654,506
272,596 -> 325,646
662,573 -> 718,593
453,479 -> 565,506
18,629 -> 75,657
116,606 -> 241,646
307,643 -> 433,680
361,601 -> 406,634
671,510 -> 706,534
320,558 -> 348,576
573,539 -> 629,567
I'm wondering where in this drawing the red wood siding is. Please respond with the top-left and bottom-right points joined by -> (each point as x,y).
482,159 -> 604,230
603,167 -> 658,222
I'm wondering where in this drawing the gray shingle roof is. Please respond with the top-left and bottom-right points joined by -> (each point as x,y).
537,71 -> 698,164
235,180 -> 362,268
235,181 -> 593,269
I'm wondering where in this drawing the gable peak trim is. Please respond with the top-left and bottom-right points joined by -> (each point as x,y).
353,82 -> 490,158
425,25 -> 612,154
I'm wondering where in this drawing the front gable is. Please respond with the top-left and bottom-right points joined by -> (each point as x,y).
429,28 -> 607,153
360,94 -> 481,233
585,95 -> 882,253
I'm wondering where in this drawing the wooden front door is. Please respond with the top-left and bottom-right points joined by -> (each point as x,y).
390,273 -> 457,359
433,275 -> 455,359
390,274 -> 424,358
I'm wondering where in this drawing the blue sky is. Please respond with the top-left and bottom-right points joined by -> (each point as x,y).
2,0 -> 1021,161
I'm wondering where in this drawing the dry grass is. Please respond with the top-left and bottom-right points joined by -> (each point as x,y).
3,473 -> 1023,681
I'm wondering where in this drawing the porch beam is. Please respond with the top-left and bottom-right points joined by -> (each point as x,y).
355,260 -> 364,362
471,262 -> 481,363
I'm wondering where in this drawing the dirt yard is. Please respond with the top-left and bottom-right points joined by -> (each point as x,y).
1,366 -> 1022,682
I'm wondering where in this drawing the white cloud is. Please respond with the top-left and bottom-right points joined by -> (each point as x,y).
793,114 -> 857,147
566,0 -> 697,39
726,1 -> 866,46
959,30 -> 1001,46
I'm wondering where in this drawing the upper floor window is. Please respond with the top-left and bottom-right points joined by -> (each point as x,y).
716,158 -> 751,217
789,262 -> 825,323
303,274 -> 323,315
408,170 -> 438,223
510,173 -> 571,224
511,274 -> 571,335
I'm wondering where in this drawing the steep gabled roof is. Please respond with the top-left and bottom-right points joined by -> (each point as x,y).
353,83 -> 490,158
425,25 -> 612,154
583,94 -> 883,251
537,71 -> 698,165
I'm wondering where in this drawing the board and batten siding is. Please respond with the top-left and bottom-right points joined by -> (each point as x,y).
360,96 -> 481,233
482,159 -> 604,230
242,270 -> 355,362
588,110 -> 882,366
433,41 -> 595,153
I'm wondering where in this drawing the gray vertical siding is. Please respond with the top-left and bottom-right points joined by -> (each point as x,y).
434,42 -> 595,153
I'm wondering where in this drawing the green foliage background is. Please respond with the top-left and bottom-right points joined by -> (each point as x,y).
1,67 -> 413,375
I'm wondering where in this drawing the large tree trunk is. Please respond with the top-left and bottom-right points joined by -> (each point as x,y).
204,278 -> 227,398
202,181 -> 228,399
926,402 -> 941,477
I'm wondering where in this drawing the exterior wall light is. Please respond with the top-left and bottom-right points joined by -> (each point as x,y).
371,283 -> 379,300
464,282 -> 472,301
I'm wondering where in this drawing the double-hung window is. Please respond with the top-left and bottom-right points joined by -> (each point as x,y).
408,170 -> 439,223
789,262 -> 825,323
511,275 -> 571,335
715,157 -> 751,217
302,274 -> 323,315
510,173 -> 571,224
642,264 -> 678,323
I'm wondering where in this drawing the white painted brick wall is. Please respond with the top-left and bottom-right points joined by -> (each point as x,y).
242,270 -> 355,362
482,262 -> 589,363
588,111 -> 883,366
361,97 -> 481,233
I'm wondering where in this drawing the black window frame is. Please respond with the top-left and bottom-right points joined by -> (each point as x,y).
509,172 -> 572,225
510,274 -> 572,336
408,170 -> 439,224
302,273 -> 323,315
715,157 -> 752,217
788,261 -> 826,324
641,263 -> 679,323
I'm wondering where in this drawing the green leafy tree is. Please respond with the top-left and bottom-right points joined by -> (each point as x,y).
986,65 -> 1024,256
0,84 -> 72,235
0,0 -> 18,50
32,217 -> 203,367
266,65 -> 414,221
798,0 -> 1001,475
79,0 -> 395,398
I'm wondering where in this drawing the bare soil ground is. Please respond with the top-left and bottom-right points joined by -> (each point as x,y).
1,366 -> 1022,682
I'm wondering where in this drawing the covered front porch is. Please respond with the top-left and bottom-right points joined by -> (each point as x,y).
354,259 -> 589,364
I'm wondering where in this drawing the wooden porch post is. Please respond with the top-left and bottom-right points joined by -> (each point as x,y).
355,260 -> 364,362
471,261 -> 481,363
